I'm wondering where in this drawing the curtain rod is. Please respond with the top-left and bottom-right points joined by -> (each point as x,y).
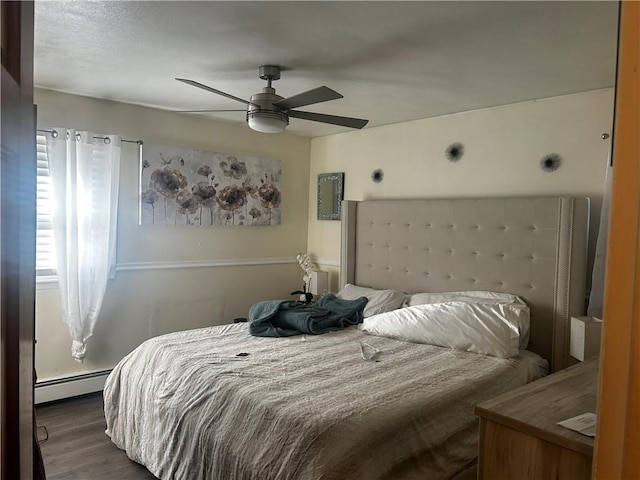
37,128 -> 143,145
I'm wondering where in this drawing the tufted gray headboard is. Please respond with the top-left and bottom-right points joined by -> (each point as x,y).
340,196 -> 589,372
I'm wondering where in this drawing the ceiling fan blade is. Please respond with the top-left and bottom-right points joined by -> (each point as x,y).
274,86 -> 343,110
288,110 -> 369,129
175,78 -> 253,106
173,109 -> 246,113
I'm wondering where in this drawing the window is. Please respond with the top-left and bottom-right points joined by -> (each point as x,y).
36,134 -> 56,276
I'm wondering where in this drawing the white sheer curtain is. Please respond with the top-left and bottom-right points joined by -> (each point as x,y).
587,151 -> 613,319
46,129 -> 121,362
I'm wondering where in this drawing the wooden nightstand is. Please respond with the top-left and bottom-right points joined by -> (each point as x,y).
475,360 -> 598,480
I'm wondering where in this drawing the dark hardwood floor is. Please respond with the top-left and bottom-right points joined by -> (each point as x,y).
35,392 -> 157,480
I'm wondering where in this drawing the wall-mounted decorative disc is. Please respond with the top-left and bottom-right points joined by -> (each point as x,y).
445,142 -> 464,162
540,153 -> 562,172
371,169 -> 384,183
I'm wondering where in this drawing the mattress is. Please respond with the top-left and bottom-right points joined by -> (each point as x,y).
104,323 -> 547,480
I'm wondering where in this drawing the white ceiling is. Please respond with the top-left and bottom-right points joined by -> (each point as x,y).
34,1 -> 619,138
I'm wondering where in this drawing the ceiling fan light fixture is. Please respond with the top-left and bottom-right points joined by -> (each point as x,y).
247,110 -> 289,134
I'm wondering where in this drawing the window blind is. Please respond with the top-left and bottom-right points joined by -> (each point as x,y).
36,134 -> 56,275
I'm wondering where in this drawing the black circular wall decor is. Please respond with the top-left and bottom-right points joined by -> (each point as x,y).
371,169 -> 384,183
540,153 -> 562,172
445,142 -> 464,162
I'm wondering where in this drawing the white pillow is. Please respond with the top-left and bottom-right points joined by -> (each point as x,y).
361,301 -> 530,358
405,290 -> 530,349
336,283 -> 405,317
405,290 -> 523,307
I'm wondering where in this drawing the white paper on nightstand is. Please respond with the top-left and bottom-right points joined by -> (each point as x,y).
557,412 -> 597,437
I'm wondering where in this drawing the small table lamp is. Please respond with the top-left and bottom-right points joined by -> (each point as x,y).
309,270 -> 329,297
570,316 -> 603,361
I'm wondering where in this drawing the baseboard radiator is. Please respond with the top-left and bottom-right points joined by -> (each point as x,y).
35,369 -> 112,404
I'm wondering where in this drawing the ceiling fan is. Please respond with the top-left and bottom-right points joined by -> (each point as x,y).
176,65 -> 369,134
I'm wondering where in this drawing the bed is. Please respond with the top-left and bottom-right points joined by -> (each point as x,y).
104,195 -> 589,480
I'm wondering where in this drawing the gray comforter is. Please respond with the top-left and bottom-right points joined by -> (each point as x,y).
104,323 -> 546,480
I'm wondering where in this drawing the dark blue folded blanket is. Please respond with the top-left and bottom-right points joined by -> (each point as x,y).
248,293 -> 368,337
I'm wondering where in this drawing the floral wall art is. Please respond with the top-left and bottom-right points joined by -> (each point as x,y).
140,144 -> 282,226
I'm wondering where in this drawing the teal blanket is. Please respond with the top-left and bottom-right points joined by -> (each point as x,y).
248,293 -> 368,337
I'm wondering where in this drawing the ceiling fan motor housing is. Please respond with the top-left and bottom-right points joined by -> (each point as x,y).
246,88 -> 289,133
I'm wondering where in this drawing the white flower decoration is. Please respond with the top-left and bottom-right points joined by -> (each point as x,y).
296,253 -> 314,292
